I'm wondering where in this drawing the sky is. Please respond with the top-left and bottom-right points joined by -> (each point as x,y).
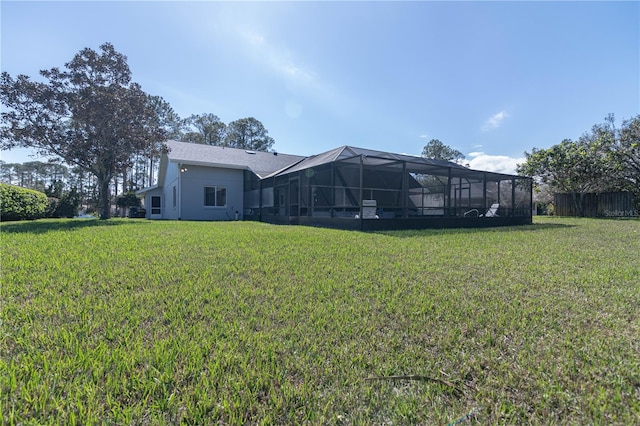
1,0 -> 639,174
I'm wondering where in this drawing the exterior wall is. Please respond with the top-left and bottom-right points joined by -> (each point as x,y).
142,187 -> 163,219
162,162 -> 180,220
178,164 -> 244,221
143,149 -> 532,230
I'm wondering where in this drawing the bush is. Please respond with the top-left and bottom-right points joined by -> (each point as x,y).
0,183 -> 49,221
45,196 -> 61,218
46,187 -> 82,218
57,187 -> 81,218
116,191 -> 141,208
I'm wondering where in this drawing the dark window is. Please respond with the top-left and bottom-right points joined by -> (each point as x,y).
204,186 -> 227,207
151,196 -> 161,215
216,187 -> 226,206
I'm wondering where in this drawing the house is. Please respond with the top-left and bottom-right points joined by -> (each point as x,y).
138,140 -> 533,230
136,141 -> 304,221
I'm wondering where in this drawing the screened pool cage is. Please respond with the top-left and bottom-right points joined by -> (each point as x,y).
243,146 -> 532,230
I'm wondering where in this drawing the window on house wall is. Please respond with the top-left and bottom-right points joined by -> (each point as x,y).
204,186 -> 227,207
172,186 -> 176,208
151,196 -> 161,215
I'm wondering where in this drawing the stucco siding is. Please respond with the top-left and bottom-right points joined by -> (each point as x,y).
161,162 -> 180,220
178,164 -> 244,221
141,187 -> 163,219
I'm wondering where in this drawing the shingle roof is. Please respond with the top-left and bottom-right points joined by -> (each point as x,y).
165,140 -> 304,178
269,145 -> 467,177
156,141 -> 517,187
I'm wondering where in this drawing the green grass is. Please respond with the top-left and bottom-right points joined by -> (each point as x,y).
1,217 -> 639,425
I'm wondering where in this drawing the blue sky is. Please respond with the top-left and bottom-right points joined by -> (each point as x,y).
1,1 -> 638,173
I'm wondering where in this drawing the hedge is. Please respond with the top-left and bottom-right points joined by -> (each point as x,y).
0,183 -> 49,221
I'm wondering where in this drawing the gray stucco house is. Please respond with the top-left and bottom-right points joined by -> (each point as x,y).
137,140 -> 303,221
138,140 -> 532,230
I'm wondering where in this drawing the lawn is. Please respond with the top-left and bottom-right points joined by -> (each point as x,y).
1,217 -> 639,425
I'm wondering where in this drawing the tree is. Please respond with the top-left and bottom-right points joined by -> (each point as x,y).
68,166 -> 98,213
45,179 -> 64,199
0,43 -> 167,219
518,114 -> 640,216
224,117 -> 275,151
615,115 -> 640,194
181,131 -> 203,144
56,186 -> 82,218
138,95 -> 183,188
517,139 -> 610,216
0,160 -> 70,194
184,113 -> 226,145
0,161 -> 11,184
421,139 -> 464,162
116,190 -> 142,217
116,191 -> 141,208
147,95 -> 185,141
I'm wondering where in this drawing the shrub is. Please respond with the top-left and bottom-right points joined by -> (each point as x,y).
116,191 -> 141,208
56,187 -> 81,218
0,183 -> 49,221
45,196 -> 61,218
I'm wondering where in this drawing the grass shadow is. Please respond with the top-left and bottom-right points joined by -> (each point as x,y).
0,218 -> 151,234
373,222 -> 577,238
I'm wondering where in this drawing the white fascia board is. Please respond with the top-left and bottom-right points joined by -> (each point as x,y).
170,159 -> 250,171
136,184 -> 158,196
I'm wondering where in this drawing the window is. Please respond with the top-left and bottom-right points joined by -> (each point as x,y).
172,186 -> 176,208
151,196 -> 161,215
204,186 -> 227,207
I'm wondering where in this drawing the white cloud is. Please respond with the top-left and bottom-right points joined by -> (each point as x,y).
482,111 -> 509,131
238,28 -> 316,86
235,27 -> 355,117
467,152 -> 525,174
240,29 -> 265,46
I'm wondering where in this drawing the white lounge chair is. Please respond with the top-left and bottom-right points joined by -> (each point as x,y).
464,203 -> 499,217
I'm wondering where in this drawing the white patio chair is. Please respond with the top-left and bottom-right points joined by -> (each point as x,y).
464,203 -> 499,217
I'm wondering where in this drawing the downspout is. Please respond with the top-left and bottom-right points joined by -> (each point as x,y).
178,163 -> 182,220
259,177 -> 263,222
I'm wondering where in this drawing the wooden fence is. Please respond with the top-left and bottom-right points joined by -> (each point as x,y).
554,192 -> 639,217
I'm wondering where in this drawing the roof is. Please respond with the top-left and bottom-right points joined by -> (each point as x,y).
135,184 -> 158,196
139,141 -> 524,193
268,145 -> 468,178
164,140 -> 305,178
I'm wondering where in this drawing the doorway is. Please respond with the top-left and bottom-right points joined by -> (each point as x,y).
150,195 -> 162,219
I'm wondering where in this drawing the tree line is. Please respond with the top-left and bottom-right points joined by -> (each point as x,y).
0,43 -> 275,219
0,160 -> 95,215
516,114 -> 640,216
